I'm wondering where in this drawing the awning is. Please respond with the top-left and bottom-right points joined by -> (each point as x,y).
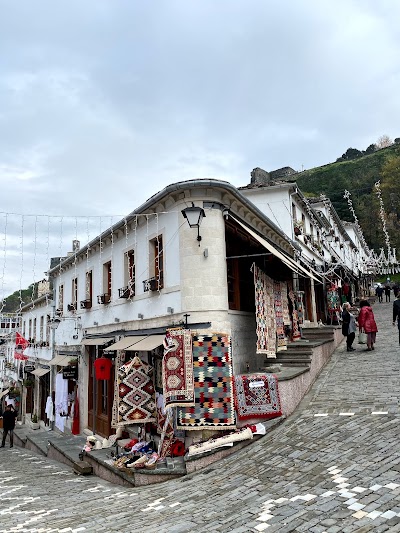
232,216 -> 323,283
128,335 -> 165,351
31,368 -> 50,377
104,336 -> 147,352
50,355 -> 76,366
0,388 -> 9,399
81,337 -> 113,346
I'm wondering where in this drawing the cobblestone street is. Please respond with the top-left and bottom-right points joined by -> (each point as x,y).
1,301 -> 400,533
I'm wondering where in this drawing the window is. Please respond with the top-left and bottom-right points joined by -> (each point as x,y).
103,261 -> 112,297
86,271 -> 93,302
28,319 -> 32,341
33,318 -> 37,343
291,202 -> 296,221
121,250 -> 135,298
301,213 -> 306,233
72,278 -> 78,305
58,285 -> 64,312
153,235 -> 164,287
39,316 -> 44,343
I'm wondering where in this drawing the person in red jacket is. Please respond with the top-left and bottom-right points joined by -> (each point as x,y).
358,300 -> 378,351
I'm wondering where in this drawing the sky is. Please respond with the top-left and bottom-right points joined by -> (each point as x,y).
1,0 -> 400,297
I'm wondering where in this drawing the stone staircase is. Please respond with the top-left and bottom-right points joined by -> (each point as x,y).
267,326 -> 339,367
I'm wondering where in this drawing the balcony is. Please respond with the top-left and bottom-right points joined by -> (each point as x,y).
143,275 -> 164,292
67,303 -> 77,312
119,286 -> 135,299
97,293 -> 111,305
80,299 -> 92,310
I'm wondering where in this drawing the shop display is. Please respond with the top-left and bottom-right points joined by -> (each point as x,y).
288,285 -> 301,341
188,427 -> 253,457
162,329 -> 194,408
274,281 -> 287,352
234,373 -> 282,420
115,356 -> 156,425
177,334 -> 236,430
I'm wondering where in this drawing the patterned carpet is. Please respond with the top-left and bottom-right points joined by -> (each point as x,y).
235,373 -> 282,420
176,334 -> 236,430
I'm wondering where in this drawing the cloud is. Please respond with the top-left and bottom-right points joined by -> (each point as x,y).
0,0 -> 400,293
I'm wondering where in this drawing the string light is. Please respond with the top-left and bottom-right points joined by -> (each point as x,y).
374,180 -> 392,271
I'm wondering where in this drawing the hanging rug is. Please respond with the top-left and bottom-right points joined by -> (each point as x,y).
162,329 -> 194,408
176,334 -> 236,430
116,356 -> 156,425
235,373 -> 282,420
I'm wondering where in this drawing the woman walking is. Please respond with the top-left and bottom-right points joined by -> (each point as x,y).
358,300 -> 378,351
342,302 -> 357,351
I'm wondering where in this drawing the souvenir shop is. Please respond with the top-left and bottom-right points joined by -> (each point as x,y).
84,263 -> 310,471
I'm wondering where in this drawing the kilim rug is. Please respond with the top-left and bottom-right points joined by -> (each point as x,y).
253,264 -> 276,356
281,282 -> 291,325
289,285 -> 301,341
274,281 -> 287,352
176,334 -> 236,430
162,329 -> 194,408
234,373 -> 282,420
266,274 -> 276,357
111,350 -> 125,428
116,356 -> 156,425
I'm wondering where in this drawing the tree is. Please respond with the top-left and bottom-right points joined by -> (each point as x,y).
364,143 -> 377,154
340,147 -> 363,161
376,135 -> 393,149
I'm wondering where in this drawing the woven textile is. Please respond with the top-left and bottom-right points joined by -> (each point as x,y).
162,329 -> 194,408
281,282 -> 291,325
235,374 -> 282,420
116,356 -> 156,425
274,281 -> 287,352
111,351 -> 125,428
289,287 -> 301,341
188,427 -> 253,457
176,334 -> 236,430
254,265 -> 276,357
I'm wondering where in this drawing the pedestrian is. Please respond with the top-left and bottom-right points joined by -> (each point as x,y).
393,284 -> 399,298
342,302 -> 357,352
358,300 -> 378,351
392,293 -> 400,345
1,404 -> 18,448
385,284 -> 391,302
376,285 -> 384,303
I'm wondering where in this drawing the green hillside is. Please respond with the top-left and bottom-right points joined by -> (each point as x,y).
296,142 -> 400,252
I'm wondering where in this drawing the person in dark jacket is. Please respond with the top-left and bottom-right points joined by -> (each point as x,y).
392,294 -> 400,345
385,285 -> 391,302
376,285 -> 384,303
342,302 -> 357,351
1,404 -> 18,448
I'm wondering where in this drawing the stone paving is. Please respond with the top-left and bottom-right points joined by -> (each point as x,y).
1,301 -> 400,532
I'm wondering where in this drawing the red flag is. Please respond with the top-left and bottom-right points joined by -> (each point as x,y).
14,351 -> 28,361
15,332 -> 29,350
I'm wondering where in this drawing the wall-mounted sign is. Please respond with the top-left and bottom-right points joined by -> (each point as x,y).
24,365 -> 35,373
62,366 -> 78,380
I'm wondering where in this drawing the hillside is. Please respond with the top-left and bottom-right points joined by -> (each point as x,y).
296,142 -> 400,252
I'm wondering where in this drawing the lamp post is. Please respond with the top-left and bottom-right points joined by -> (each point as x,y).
181,203 -> 206,246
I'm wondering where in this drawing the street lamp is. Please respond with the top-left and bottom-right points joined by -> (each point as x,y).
181,203 -> 206,246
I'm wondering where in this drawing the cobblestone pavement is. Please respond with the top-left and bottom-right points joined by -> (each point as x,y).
1,301 -> 400,532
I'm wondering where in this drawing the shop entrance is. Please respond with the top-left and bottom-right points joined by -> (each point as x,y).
88,349 -> 115,437
39,372 -> 50,421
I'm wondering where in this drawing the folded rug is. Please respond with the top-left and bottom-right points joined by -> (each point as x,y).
235,373 -> 282,420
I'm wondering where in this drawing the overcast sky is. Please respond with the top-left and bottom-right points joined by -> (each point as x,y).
1,0 -> 400,297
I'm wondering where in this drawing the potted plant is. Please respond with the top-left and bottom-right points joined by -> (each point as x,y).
29,413 -> 40,430
68,358 -> 78,366
23,378 -> 34,388
8,387 -> 21,398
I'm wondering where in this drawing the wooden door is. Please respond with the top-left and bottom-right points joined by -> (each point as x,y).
88,350 -> 115,437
